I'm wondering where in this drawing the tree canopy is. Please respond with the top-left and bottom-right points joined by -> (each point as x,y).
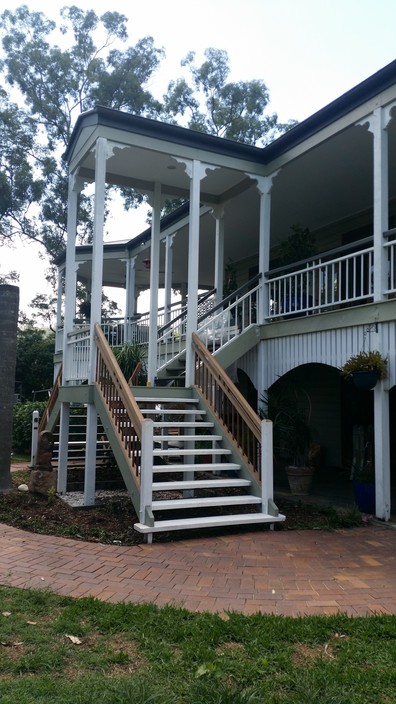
0,5 -> 296,276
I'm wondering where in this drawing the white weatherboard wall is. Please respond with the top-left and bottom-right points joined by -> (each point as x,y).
261,323 -> 396,389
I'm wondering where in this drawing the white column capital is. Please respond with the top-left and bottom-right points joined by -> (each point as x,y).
175,157 -> 216,182
92,136 -> 117,162
246,172 -> 279,197
210,205 -> 225,221
69,172 -> 85,193
358,102 -> 396,133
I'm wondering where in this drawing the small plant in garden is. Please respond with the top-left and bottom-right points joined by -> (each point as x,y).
47,485 -> 56,503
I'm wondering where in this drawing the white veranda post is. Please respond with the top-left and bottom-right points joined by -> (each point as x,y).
85,136 -> 108,506
184,159 -> 211,387
251,173 -> 277,407
362,105 -> 395,521
212,206 -> 225,306
147,182 -> 162,386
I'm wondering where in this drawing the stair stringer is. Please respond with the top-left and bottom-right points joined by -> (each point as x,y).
155,325 -> 260,387
213,324 -> 260,369
92,385 -> 141,518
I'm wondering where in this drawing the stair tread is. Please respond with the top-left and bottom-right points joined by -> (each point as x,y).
153,463 -> 241,472
152,495 -> 262,509
152,422 -> 213,428
153,435 -> 222,442
141,409 -> 206,415
134,513 -> 286,533
134,397 -> 198,404
153,448 -> 231,456
153,479 -> 251,490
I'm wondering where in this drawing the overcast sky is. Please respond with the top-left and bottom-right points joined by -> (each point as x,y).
2,0 -> 396,312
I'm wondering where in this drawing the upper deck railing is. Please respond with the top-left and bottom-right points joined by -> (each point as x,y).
266,237 -> 375,319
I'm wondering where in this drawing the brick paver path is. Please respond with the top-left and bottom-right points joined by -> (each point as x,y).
1,522 -> 395,616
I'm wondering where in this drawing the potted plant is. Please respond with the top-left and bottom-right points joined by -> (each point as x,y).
262,383 -> 316,495
350,425 -> 375,513
340,350 -> 387,390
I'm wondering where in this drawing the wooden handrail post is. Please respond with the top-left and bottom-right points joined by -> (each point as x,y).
139,419 -> 154,525
261,418 -> 273,513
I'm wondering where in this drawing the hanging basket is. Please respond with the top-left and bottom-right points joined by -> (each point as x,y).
351,370 -> 379,390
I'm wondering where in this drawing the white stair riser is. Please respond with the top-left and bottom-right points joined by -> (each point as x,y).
134,513 -> 286,533
153,448 -> 231,456
152,495 -> 261,510
153,479 -> 251,490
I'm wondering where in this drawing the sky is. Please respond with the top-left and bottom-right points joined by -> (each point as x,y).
2,0 -> 396,314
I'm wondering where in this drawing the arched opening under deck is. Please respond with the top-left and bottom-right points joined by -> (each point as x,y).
267,362 -> 396,516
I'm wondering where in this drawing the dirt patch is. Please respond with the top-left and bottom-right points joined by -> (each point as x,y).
0,471 -> 364,545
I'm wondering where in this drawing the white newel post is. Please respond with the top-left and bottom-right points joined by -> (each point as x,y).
261,418 -> 273,514
30,410 -> 39,468
147,182 -> 162,386
139,419 -> 154,542
374,380 -> 391,521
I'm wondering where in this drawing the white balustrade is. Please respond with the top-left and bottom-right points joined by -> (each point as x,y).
198,284 -> 259,347
267,246 -> 374,319
65,326 -> 90,382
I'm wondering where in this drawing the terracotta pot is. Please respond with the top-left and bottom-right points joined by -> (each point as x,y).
285,465 -> 315,495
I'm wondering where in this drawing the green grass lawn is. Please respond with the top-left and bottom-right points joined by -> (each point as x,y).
0,586 -> 395,703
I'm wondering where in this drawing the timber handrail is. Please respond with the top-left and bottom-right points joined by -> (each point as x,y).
157,287 -> 216,337
39,365 -> 63,433
192,332 -> 262,479
197,274 -> 261,326
95,324 -> 146,478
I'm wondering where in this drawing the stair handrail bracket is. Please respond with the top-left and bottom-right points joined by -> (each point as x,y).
192,332 -> 274,513
94,324 -> 146,488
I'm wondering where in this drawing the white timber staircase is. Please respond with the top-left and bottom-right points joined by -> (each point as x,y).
132,386 -> 284,537
41,326 -> 285,540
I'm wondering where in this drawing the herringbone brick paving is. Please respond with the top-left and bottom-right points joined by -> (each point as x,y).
0,522 -> 395,616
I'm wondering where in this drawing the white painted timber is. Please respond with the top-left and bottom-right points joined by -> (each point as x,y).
153,435 -> 223,442
135,397 -> 199,404
141,409 -> 206,415
134,513 -> 286,533
153,447 -> 231,456
152,462 -> 241,473
152,495 -> 261,510
152,421 -> 213,428
153,478 -> 251,490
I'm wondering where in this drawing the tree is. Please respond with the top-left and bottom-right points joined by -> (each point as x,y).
0,285 -> 19,491
0,5 -> 164,259
0,89 -> 45,246
15,326 -> 55,401
0,7 -> 295,265
163,48 -> 297,145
